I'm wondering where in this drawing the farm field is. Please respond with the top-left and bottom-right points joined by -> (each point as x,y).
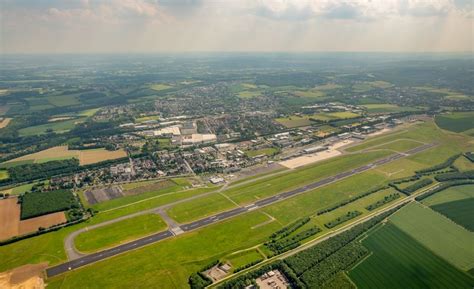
421,184 -> 474,206
454,156 -> 474,171
238,90 -> 262,98
18,117 -> 86,136
167,193 -> 238,223
4,146 -> 127,166
390,202 -> 474,271
348,223 -> 474,289
435,112 -> 474,133
0,170 -> 8,180
275,116 -> 313,128
46,211 -> 282,289
431,199 -> 474,231
275,111 -> 359,128
75,214 -> 167,253
362,104 -> 418,114
0,117 -> 11,128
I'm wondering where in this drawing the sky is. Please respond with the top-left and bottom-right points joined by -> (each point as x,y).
0,0 -> 473,53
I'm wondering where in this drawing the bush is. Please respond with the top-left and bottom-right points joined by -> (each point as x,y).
398,178 -> 433,195
464,152 -> 474,163
270,217 -> 310,240
415,180 -> 474,201
365,193 -> 400,211
317,186 -> 388,215
415,154 -> 461,175
434,170 -> 474,182
265,226 -> 322,254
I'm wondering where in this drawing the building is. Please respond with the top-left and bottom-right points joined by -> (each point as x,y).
180,121 -> 198,135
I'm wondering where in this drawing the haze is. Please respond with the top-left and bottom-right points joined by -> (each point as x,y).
1,0 -> 473,54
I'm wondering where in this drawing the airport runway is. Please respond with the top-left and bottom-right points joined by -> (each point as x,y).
46,142 -> 436,277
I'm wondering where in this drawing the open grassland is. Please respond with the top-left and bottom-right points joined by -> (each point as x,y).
89,187 -> 218,225
224,150 -> 392,205
422,184 -> 474,206
362,139 -> 423,153
390,202 -> 474,271
362,104 -> 419,114
150,83 -> 173,91
238,90 -> 262,98
349,223 -> 474,289
455,156 -> 474,171
244,147 -> 278,157
167,193 -> 238,223
18,117 -> 86,136
47,211 -> 282,289
313,83 -> 343,90
275,116 -> 313,128
75,214 -> 167,253
4,146 -> 127,166
431,199 -> 474,232
224,249 -> 264,270
275,111 -> 359,128
47,94 -> 81,107
293,89 -> 325,98
435,112 -> 474,133
0,170 -> 9,180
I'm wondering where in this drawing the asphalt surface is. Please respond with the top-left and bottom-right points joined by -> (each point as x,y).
46,142 -> 436,278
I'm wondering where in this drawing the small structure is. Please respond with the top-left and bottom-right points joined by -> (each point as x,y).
210,176 -> 225,184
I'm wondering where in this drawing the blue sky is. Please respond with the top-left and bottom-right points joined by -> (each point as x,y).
1,0 -> 472,53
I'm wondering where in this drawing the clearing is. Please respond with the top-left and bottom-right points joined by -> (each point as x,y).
0,117 -> 12,128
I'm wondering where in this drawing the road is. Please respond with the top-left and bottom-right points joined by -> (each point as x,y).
46,142 -> 436,278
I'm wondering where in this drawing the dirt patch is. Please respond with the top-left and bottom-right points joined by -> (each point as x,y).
0,197 -> 66,240
0,263 -> 47,289
19,212 -> 66,235
84,186 -> 124,205
0,118 -> 12,129
0,198 -> 20,240
123,180 -> 174,195
78,149 -> 127,165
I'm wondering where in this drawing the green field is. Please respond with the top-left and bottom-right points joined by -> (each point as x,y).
47,211 -> 282,289
150,83 -> 173,91
167,193 -> 237,223
349,223 -> 474,289
238,90 -> 262,98
224,150 -> 392,205
224,249 -> 264,270
360,139 -> 423,153
0,170 -> 8,180
18,117 -> 86,136
47,94 -> 81,107
390,202 -> 474,270
293,90 -> 325,98
75,214 -> 167,253
275,111 -> 359,128
20,189 -> 77,219
275,116 -> 313,128
435,112 -> 474,133
431,199 -> 474,231
244,147 -> 278,157
422,184 -> 474,206
362,104 -> 419,114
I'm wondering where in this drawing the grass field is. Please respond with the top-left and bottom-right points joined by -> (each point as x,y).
0,117 -> 12,128
224,249 -> 264,270
150,83 -> 173,91
18,117 -> 86,136
75,214 -> 167,253
47,94 -> 81,107
362,139 -> 423,153
0,170 -> 8,180
238,90 -> 262,98
275,111 -> 359,128
167,193 -> 237,223
431,199 -> 474,232
275,116 -> 313,128
362,104 -> 419,114
244,147 -> 278,157
421,184 -> 474,206
390,202 -> 474,271
47,211 -> 282,289
293,90 -> 325,98
223,150 -> 392,205
435,112 -> 474,133
349,223 -> 474,289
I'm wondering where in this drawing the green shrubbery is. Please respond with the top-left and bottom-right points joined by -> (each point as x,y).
265,226 -> 321,255
434,170 -> 474,182
317,186 -> 388,215
324,211 -> 362,229
365,193 -> 400,211
398,178 -> 433,195
415,154 -> 461,175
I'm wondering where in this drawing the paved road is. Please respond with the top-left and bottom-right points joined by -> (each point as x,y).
46,142 -> 436,278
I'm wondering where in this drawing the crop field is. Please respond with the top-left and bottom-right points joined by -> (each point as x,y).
18,117 -> 86,136
223,150 -> 391,205
4,146 -> 127,166
435,112 -> 474,133
0,170 -> 9,180
167,193 -> 238,223
47,211 -> 282,289
293,90 -> 325,98
0,117 -> 11,128
431,199 -> 474,232
275,111 -> 359,128
313,83 -> 343,90
75,214 -> 167,253
47,94 -> 81,107
224,249 -> 264,270
390,202 -> 474,271
422,184 -> 474,206
348,223 -> 474,289
238,90 -> 262,98
454,156 -> 474,171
